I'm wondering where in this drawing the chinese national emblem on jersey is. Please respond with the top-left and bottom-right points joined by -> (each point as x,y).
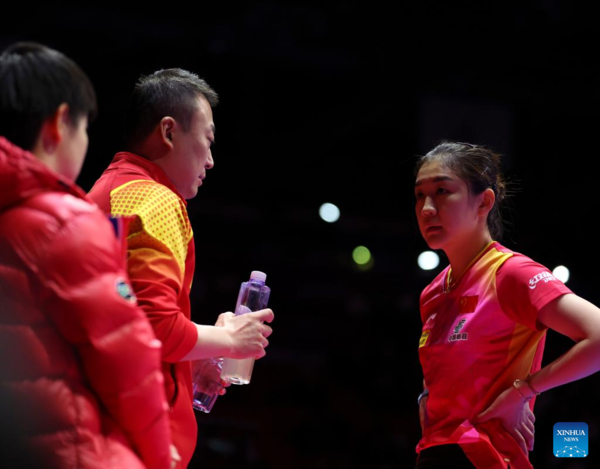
449,318 -> 468,342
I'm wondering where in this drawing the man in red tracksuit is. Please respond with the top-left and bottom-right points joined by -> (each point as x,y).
89,68 -> 275,468
0,43 -> 173,468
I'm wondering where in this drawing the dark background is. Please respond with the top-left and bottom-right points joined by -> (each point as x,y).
3,2 -> 600,468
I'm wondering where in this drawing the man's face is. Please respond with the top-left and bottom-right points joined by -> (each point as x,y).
165,95 -> 215,199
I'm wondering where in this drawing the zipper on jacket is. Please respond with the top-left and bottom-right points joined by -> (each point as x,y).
169,364 -> 179,411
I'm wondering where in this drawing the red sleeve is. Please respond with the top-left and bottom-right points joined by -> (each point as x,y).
34,207 -> 171,469
105,181 -> 199,363
126,243 -> 198,362
497,254 -> 572,331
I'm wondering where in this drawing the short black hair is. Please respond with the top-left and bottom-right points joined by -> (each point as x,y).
0,42 -> 97,151
123,68 -> 218,148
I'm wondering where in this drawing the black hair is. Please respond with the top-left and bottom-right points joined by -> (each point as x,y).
123,68 -> 218,149
416,141 -> 507,240
0,42 -> 97,151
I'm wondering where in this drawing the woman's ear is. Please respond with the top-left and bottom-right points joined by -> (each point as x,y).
479,188 -> 496,217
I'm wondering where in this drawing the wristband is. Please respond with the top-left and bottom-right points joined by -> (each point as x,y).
513,379 -> 534,402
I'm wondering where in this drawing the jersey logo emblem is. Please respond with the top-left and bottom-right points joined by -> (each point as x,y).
529,271 -> 557,289
115,278 -> 136,303
449,319 -> 468,342
459,296 -> 478,313
426,313 -> 437,323
419,330 -> 430,348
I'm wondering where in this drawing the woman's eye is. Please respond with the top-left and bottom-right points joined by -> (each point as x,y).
415,192 -> 423,199
436,187 -> 447,195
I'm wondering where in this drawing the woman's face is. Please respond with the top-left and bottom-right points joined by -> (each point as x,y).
414,159 -> 485,252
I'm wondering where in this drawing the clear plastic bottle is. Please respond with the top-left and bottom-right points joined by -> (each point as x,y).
221,271 -> 270,385
191,357 -> 223,413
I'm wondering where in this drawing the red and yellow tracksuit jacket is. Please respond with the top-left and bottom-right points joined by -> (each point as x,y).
89,152 -> 199,468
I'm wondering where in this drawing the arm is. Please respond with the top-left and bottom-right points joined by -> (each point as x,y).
127,244 -> 274,362
473,293 -> 600,453
472,379 -> 536,454
121,184 -> 274,363
109,180 -> 200,363
181,310 -> 274,361
472,257 -> 571,454
126,245 -> 198,362
529,293 -> 600,392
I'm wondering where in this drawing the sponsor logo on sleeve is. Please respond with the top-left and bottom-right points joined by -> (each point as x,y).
554,422 -> 588,457
529,271 -> 557,289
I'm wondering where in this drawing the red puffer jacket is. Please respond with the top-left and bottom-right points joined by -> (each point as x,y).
0,137 -> 172,469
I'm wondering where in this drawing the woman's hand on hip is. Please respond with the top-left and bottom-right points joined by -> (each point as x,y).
472,385 -> 535,455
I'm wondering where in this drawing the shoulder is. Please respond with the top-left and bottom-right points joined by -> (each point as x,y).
110,180 -> 190,244
1,191 -> 118,266
110,180 -> 186,218
496,249 -> 555,287
110,181 -> 191,269
495,248 -> 571,328
2,190 -> 102,233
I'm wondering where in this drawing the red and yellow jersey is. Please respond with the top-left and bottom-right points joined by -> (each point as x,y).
417,242 -> 571,469
89,152 -> 199,468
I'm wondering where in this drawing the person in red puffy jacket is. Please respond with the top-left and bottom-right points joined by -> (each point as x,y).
0,42 -> 176,469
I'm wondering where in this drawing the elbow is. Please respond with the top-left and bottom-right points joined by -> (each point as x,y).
150,315 -> 198,363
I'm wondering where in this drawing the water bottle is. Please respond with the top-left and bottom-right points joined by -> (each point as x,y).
192,357 -> 223,413
221,271 -> 270,385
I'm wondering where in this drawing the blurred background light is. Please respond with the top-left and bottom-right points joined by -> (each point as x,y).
352,246 -> 371,265
418,251 -> 440,271
553,265 -> 570,284
319,202 -> 340,223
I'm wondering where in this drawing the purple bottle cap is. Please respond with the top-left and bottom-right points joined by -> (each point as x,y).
250,271 -> 267,282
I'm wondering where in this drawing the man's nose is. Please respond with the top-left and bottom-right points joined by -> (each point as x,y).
206,151 -> 214,169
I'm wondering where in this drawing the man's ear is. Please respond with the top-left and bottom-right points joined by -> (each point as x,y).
159,116 -> 176,149
39,103 -> 70,153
